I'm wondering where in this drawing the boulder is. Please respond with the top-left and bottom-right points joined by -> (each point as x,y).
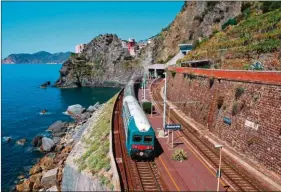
3,136 -> 12,143
46,185 -> 58,191
87,105 -> 95,112
29,172 -> 42,183
81,112 -> 91,120
66,104 -> 85,116
53,132 -> 65,137
16,179 -> 33,191
41,168 -> 58,189
16,138 -> 27,145
39,156 -> 55,171
33,177 -> 43,191
30,164 -> 42,175
52,137 -> 61,144
32,135 -> 43,147
48,121 -> 67,133
41,137 -> 55,152
55,144 -> 65,152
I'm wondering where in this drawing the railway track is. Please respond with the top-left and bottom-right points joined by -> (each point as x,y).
112,90 -> 166,191
151,78 -> 268,192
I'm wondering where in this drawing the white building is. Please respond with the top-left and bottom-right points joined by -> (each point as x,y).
75,44 -> 86,53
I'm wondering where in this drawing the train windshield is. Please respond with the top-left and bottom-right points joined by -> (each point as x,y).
144,136 -> 152,143
133,135 -> 142,142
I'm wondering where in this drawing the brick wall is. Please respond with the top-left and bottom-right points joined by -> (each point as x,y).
167,69 -> 281,176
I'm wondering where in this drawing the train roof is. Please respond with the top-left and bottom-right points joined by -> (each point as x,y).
123,95 -> 151,132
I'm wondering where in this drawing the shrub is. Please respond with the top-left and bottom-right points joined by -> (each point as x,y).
243,64 -> 250,70
232,102 -> 238,115
171,71 -> 176,78
193,39 -> 200,49
235,87 -> 245,100
172,149 -> 188,161
142,102 -> 152,114
261,2 -> 281,13
188,72 -> 196,80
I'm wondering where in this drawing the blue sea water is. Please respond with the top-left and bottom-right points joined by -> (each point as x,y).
1,64 -> 120,190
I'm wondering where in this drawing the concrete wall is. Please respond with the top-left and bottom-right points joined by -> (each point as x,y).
166,68 -> 281,176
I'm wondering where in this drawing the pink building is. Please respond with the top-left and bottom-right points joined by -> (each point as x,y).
75,44 -> 86,53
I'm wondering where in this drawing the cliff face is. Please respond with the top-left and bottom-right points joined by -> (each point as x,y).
148,1 -> 242,63
1,51 -> 70,64
56,34 -> 141,88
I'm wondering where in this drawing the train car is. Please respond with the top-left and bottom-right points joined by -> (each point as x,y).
122,77 -> 155,159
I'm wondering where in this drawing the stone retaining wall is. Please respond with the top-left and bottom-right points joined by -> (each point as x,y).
166,68 -> 281,177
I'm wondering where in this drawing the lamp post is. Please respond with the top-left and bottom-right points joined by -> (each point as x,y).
215,144 -> 223,192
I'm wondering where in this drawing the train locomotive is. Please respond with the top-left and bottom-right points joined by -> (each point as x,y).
122,76 -> 155,159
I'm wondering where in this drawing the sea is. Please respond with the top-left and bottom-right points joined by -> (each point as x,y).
1,64 -> 120,190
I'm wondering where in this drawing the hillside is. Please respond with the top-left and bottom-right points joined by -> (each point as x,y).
56,34 -> 141,88
147,1 -> 243,63
1,51 -> 71,64
179,2 -> 281,70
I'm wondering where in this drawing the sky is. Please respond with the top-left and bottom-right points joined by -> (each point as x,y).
1,1 -> 184,58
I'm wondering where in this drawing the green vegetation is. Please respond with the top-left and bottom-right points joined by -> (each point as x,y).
171,71 -> 176,78
142,102 -> 152,114
182,7 -> 281,70
232,102 -> 238,116
235,87 -> 245,100
172,149 -> 188,161
75,93 -> 119,189
261,1 -> 281,13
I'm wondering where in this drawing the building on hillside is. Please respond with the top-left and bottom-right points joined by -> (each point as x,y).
138,40 -> 148,49
75,44 -> 86,53
121,41 -> 128,49
128,38 -> 136,56
178,44 -> 193,55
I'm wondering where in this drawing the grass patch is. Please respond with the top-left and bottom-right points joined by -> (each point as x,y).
172,149 -> 188,161
75,92 -> 119,189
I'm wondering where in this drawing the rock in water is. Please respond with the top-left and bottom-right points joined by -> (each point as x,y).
3,136 -> 12,143
30,164 -> 42,175
41,168 -> 58,189
16,138 -> 27,145
66,104 -> 85,116
32,135 -> 43,147
41,137 -> 55,152
48,120 -> 66,133
16,180 -> 33,191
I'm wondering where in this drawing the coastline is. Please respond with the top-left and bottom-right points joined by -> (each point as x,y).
14,103 -> 102,191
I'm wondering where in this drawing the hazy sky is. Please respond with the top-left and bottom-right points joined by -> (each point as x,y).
2,1 -> 184,58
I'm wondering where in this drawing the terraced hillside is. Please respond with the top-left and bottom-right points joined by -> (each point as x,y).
180,4 -> 281,70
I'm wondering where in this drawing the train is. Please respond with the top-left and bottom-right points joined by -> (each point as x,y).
122,76 -> 155,159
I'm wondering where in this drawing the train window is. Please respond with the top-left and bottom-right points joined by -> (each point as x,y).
133,135 -> 142,142
144,136 -> 152,143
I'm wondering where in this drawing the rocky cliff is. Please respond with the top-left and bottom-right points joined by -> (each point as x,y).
56,34 -> 141,88
147,1 -> 242,63
1,51 -> 70,64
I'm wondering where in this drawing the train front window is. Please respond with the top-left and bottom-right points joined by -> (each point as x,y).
133,135 -> 142,142
144,136 -> 152,143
